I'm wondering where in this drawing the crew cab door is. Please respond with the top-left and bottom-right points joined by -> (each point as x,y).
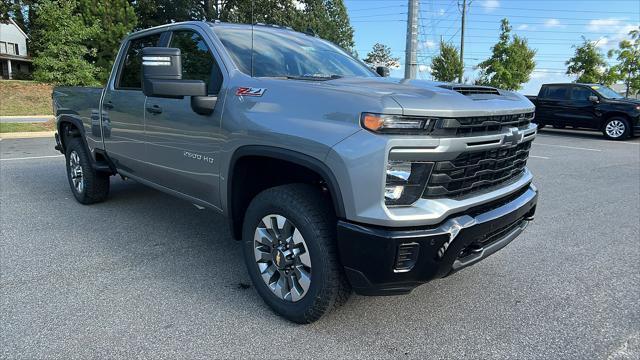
102,32 -> 163,174
537,85 -> 570,127
565,85 -> 599,129
143,27 -> 226,208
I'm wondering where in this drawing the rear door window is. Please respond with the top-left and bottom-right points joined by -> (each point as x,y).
544,86 -> 569,100
117,33 -> 162,90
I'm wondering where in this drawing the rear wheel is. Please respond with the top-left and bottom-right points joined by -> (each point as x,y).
242,184 -> 351,323
603,117 -> 630,140
64,137 -> 110,204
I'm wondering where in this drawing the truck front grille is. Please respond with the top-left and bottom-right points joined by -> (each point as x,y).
451,112 -> 534,136
422,140 -> 532,198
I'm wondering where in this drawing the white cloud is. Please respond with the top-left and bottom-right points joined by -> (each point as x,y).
587,18 -> 622,32
544,19 -> 564,28
480,0 -> 500,13
418,65 -> 432,73
422,40 -> 436,49
593,37 -> 610,48
517,24 -> 529,30
530,69 -> 554,80
438,8 -> 445,16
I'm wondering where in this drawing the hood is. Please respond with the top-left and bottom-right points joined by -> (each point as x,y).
605,98 -> 640,106
308,77 -> 535,117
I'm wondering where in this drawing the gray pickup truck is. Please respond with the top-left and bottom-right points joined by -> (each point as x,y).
53,21 -> 538,323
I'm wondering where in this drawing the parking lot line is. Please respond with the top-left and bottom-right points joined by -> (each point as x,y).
529,155 -> 550,159
533,143 -> 602,152
0,155 -> 64,161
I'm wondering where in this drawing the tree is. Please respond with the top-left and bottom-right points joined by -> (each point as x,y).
363,43 -> 400,69
608,28 -> 640,97
130,0 -> 355,52
476,18 -> 536,90
565,37 -> 612,84
76,0 -> 137,83
430,41 -> 463,82
31,0 -> 100,85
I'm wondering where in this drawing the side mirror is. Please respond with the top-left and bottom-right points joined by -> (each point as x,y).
588,95 -> 599,103
376,66 -> 390,77
142,47 -> 206,98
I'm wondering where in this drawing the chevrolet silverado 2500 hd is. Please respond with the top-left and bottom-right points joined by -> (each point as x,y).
53,22 -> 538,323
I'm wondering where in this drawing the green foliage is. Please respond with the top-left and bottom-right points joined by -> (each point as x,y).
132,0 -> 355,51
31,0 -> 100,86
565,37 -> 610,84
363,43 -> 400,69
77,0 -> 137,83
476,19 -> 536,90
431,41 -> 463,82
608,28 -> 640,97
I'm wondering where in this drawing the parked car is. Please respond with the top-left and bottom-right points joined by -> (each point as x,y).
52,21 -> 538,323
526,83 -> 640,140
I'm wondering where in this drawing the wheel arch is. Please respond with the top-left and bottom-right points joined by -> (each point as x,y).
56,115 -> 87,154
601,112 -> 631,130
227,146 -> 346,240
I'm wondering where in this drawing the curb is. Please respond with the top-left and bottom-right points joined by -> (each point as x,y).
0,115 -> 53,119
0,131 -> 56,139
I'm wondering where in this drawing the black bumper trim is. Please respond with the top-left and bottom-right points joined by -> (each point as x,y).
337,185 -> 538,296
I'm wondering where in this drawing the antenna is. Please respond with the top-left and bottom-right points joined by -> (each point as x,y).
250,0 -> 255,77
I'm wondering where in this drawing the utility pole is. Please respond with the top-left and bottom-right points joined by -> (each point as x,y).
404,0 -> 419,79
458,0 -> 467,83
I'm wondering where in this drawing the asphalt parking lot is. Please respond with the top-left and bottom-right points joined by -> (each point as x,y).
1,130 -> 639,359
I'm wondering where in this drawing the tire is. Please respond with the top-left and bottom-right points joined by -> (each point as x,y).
242,184 -> 351,323
64,137 -> 110,204
535,123 -> 545,130
602,117 -> 630,140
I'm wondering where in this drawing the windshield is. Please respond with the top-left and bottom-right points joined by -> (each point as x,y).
591,85 -> 624,99
212,25 -> 375,79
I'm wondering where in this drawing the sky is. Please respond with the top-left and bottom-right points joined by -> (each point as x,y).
344,0 -> 640,95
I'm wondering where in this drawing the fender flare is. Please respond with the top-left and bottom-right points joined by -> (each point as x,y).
227,145 -> 346,222
56,115 -> 88,154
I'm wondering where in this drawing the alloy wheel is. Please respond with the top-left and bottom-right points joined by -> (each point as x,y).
69,151 -> 84,194
253,214 -> 312,302
605,120 -> 626,138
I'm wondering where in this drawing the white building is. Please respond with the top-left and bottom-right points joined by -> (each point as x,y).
611,83 -> 639,99
0,18 -> 32,79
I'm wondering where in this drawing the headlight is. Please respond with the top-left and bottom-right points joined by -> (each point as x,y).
362,113 -> 437,134
385,160 -> 433,206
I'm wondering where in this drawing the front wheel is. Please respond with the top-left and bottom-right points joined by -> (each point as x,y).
242,184 -> 351,323
603,117 -> 630,140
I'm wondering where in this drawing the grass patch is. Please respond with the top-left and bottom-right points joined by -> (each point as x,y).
0,80 -> 53,116
0,120 -> 56,133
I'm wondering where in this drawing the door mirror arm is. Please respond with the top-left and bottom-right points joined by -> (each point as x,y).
191,95 -> 217,115
588,95 -> 600,103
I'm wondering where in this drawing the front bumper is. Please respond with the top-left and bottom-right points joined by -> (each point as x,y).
337,184 -> 538,296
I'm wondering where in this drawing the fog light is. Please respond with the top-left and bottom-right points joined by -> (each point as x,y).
385,161 -> 433,206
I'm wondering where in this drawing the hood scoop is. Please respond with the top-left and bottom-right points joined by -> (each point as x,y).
439,85 -> 500,96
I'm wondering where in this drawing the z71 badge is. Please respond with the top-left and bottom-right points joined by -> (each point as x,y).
236,87 -> 266,97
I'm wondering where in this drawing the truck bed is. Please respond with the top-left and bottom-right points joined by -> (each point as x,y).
53,86 -> 104,151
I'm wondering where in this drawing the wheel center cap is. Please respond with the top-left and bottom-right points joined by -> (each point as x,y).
274,249 -> 287,269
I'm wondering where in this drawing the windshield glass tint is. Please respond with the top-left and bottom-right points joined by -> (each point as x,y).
212,26 -> 374,78
592,85 -> 624,99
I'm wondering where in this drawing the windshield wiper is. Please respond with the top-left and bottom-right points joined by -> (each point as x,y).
283,74 -> 343,81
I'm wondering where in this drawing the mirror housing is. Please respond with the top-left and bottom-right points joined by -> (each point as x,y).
588,95 -> 599,103
376,66 -> 390,77
142,47 -> 206,98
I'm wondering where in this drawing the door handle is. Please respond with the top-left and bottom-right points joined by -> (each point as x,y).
146,105 -> 162,114
103,101 -> 114,110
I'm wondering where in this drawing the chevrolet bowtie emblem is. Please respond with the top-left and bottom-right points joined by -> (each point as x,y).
503,127 -> 524,147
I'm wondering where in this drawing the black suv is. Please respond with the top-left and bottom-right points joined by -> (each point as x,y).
526,83 -> 640,140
